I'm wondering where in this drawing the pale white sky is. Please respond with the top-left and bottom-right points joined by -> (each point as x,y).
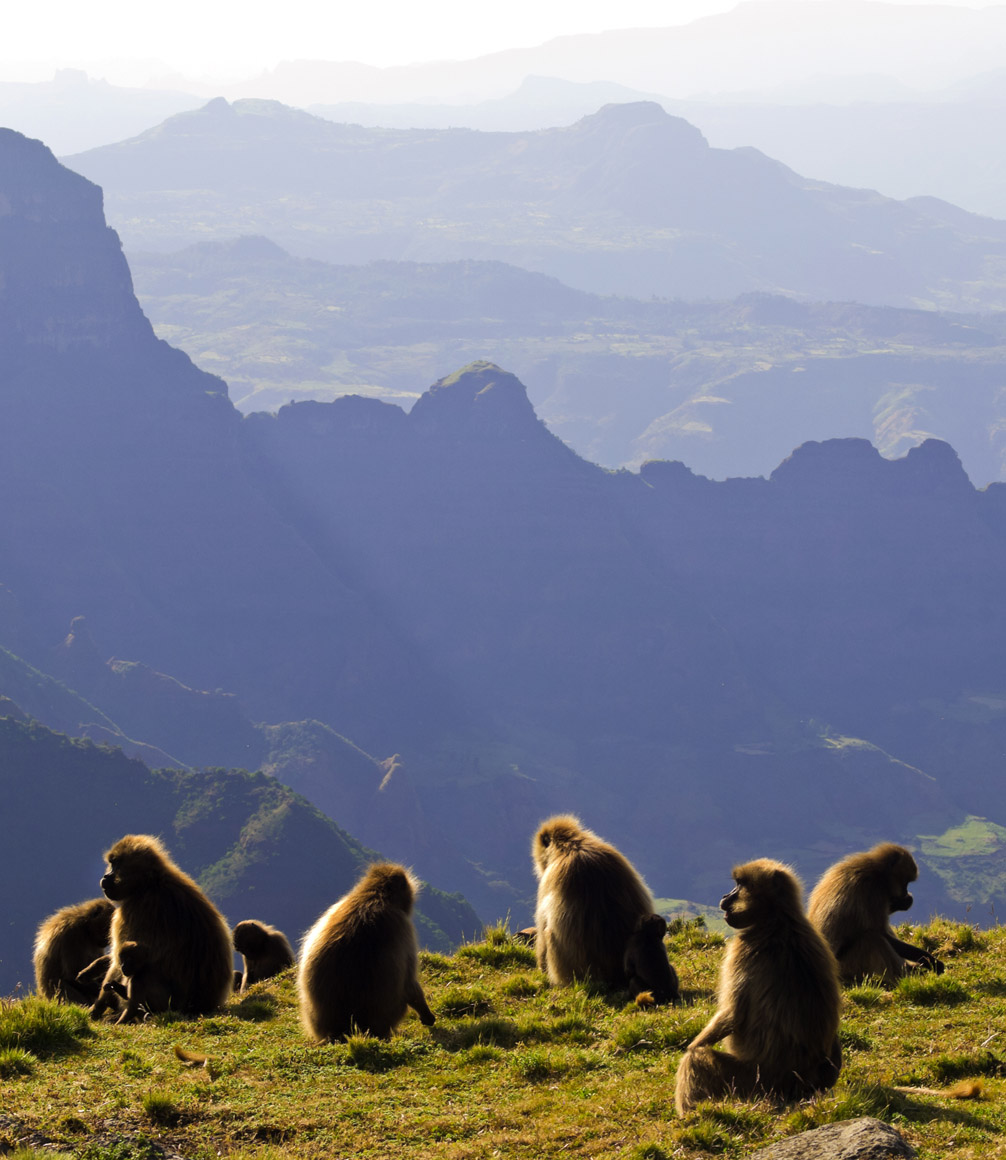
2,0 -> 1005,84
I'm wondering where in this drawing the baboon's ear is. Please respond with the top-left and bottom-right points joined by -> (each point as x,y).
541,833 -> 551,847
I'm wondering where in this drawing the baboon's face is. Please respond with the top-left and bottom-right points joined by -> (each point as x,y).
889,887 -> 913,914
888,850 -> 917,913
720,881 -> 755,928
100,849 -> 155,901
233,921 -> 268,956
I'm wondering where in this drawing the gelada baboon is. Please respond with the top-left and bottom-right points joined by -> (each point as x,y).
298,862 -> 436,1041
624,913 -> 680,1005
90,941 -> 172,1024
807,842 -> 944,984
532,815 -> 654,989
33,898 -> 114,1003
92,834 -> 233,1019
675,860 -> 842,1114
233,919 -> 296,991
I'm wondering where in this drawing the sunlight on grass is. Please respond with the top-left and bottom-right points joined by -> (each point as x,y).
0,917 -> 1003,1159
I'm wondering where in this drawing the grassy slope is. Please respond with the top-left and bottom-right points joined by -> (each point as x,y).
3,918 -> 1006,1159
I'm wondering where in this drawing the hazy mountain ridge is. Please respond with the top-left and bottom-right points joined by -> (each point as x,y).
168,2 -> 1006,106
129,236 -> 1006,485
63,99 -> 1006,309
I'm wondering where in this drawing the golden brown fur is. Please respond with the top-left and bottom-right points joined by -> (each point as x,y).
233,920 -> 296,990
92,834 -> 233,1019
532,815 -> 654,988
33,898 -> 114,1003
807,843 -> 944,985
623,913 -> 680,1005
298,863 -> 436,1041
674,859 -> 842,1114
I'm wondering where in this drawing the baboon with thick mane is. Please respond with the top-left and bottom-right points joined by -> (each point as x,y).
233,920 -> 296,990
298,862 -> 436,1042
808,842 -> 944,984
675,859 -> 842,1114
532,814 -> 654,989
624,913 -> 680,1005
92,834 -> 233,1019
33,898 -> 114,1003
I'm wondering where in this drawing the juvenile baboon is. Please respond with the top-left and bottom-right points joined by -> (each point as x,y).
233,919 -> 296,990
532,815 -> 654,988
624,913 -> 680,1005
298,862 -> 436,1042
807,843 -> 944,984
89,941 -> 171,1024
33,898 -> 114,1003
674,860 -> 842,1114
88,974 -> 127,1021
92,834 -> 233,1019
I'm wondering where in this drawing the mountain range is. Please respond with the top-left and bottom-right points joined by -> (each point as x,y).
128,236 -> 1006,486
9,130 -> 1006,943
63,98 -> 1006,310
304,73 -> 1006,221
164,2 -> 1006,106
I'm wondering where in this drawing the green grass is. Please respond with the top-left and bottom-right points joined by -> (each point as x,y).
5,923 -> 1006,1158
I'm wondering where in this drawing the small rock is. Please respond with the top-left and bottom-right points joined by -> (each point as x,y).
749,1117 -> 916,1159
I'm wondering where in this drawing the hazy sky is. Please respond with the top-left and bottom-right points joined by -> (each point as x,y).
3,0 -> 1006,83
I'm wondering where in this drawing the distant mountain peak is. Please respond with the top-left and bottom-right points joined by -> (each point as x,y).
771,435 -> 974,494
410,361 -> 542,438
574,100 -> 707,147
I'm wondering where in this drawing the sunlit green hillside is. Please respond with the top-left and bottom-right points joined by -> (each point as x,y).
3,918 -> 1005,1159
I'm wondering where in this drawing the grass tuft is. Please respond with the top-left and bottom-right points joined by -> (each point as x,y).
140,1089 -> 180,1125
437,985 -> 494,1017
440,1016 -> 520,1050
344,1033 -> 425,1071
913,918 -> 988,957
0,1046 -> 36,1077
501,974 -> 545,998
0,996 -> 93,1057
231,992 -> 280,1022
457,939 -> 537,969
896,974 -> 970,1006
667,916 -> 725,952
846,984 -> 889,1008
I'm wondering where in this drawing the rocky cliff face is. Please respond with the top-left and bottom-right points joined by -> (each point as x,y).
0,128 -> 150,352
0,130 -> 435,749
